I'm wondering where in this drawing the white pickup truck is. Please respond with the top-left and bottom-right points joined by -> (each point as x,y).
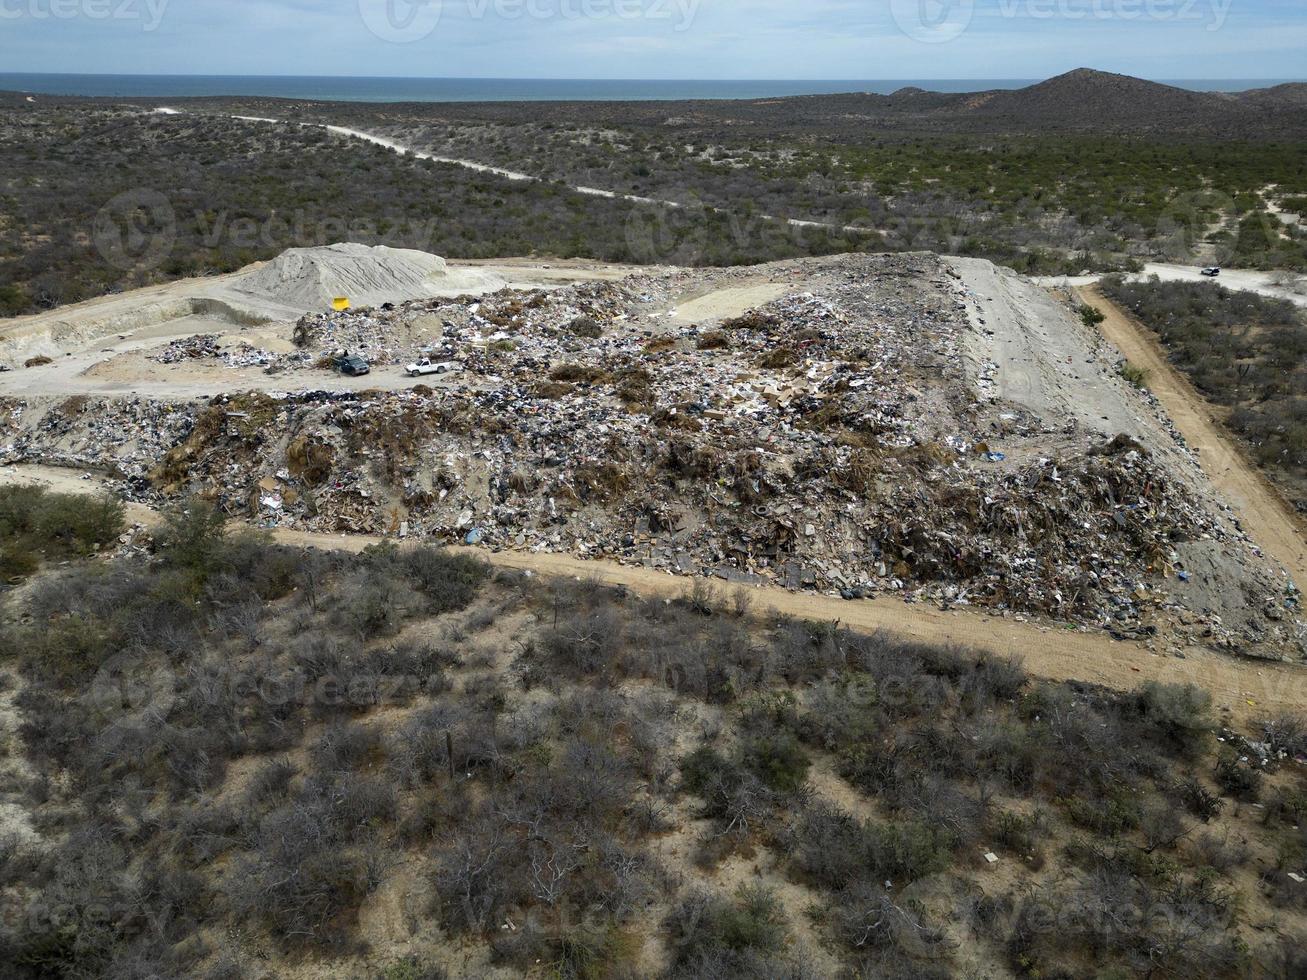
405,358 -> 462,378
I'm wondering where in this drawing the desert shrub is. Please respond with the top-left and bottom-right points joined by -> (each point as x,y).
244,758 -> 298,808
790,805 -> 955,890
1263,714 -> 1307,757
665,886 -> 789,976
432,824 -> 521,935
1140,800 -> 1193,852
0,486 -> 125,582
1063,792 -> 1142,836
544,923 -> 640,980
1192,831 -> 1250,873
378,959 -> 448,980
1133,681 -> 1213,754
680,746 -> 775,836
32,492 -> 125,553
1174,776 -> 1226,822
0,541 -> 39,584
1214,751 -> 1263,802
549,363 -> 610,385
793,673 -> 881,748
568,315 -> 603,338
1119,361 -> 1148,387
156,499 -> 229,576
1006,864 -> 1247,978
1265,787 -> 1307,827
737,730 -> 810,794
0,484 -> 45,537
330,565 -> 419,638
830,880 -> 947,959
213,531 -> 305,600
229,776 -> 394,947
398,545 -> 488,613
312,722 -> 385,773
991,809 -> 1045,855
8,614 -> 114,688
540,605 -> 625,678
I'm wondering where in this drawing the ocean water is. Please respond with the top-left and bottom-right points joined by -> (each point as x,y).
0,74 -> 1298,103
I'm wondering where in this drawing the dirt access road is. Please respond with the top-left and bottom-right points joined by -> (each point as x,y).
2,463 -> 1301,726
1079,284 -> 1307,592
1040,265 -> 1307,309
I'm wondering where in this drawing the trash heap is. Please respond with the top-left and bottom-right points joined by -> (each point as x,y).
1,253 -> 1299,655
0,394 -> 198,486
150,335 -> 276,369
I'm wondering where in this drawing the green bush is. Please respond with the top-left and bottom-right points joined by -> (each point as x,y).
1063,793 -> 1141,836
739,730 -> 810,794
156,499 -> 228,576
0,486 -> 126,584
667,886 -> 788,970
1134,681 -> 1213,754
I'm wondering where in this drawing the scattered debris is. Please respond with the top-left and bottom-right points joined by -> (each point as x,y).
1,253 -> 1301,657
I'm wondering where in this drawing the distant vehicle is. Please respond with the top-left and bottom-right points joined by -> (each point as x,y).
406,357 -> 462,378
1201,266 -> 1221,277
333,353 -> 370,376
331,296 -> 352,311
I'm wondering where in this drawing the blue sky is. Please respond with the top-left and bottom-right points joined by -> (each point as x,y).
1,0 -> 1304,79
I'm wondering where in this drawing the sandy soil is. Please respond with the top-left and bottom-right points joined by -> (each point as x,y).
952,256 -> 1153,439
664,282 -> 792,324
1080,283 -> 1307,589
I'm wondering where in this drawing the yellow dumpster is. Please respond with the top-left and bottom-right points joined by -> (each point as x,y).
331,296 -> 351,312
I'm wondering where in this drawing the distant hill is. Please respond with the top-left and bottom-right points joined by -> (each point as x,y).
349,69 -> 1307,140
4,69 -> 1305,140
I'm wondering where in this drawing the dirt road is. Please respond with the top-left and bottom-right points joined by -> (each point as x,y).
951,257 -> 1154,440
1039,265 -> 1307,309
2,463 -> 1301,725
1079,284 -> 1307,591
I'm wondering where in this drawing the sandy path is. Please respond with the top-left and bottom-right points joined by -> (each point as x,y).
1079,284 -> 1307,591
952,258 -> 1152,439
2,463 -> 1301,725
665,282 -> 792,323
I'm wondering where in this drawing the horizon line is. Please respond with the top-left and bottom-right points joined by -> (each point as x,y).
2,71 -> 1302,83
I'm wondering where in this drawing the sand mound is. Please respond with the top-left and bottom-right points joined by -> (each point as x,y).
233,243 -> 486,310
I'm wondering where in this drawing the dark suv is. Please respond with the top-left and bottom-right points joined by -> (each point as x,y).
334,354 -> 371,376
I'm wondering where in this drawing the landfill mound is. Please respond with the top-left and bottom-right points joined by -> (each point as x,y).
1,252 -> 1301,658
232,243 -> 471,310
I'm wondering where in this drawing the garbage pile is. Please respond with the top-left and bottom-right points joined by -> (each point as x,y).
290,279 -> 644,368
0,395 -> 197,484
1,253 -> 1300,657
150,335 -> 276,369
